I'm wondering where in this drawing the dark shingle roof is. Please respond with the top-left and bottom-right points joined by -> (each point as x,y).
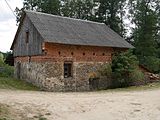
26,11 -> 133,48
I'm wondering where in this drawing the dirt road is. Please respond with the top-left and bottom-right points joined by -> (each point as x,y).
0,89 -> 160,120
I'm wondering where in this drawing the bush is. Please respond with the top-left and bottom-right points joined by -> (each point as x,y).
98,64 -> 112,78
0,59 -> 14,77
130,68 -> 145,86
143,56 -> 160,73
111,51 -> 139,88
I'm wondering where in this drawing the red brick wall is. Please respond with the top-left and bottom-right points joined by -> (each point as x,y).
15,42 -> 114,63
44,42 -> 113,62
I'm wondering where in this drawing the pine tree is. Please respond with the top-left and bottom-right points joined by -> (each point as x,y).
96,0 -> 127,37
129,0 -> 160,72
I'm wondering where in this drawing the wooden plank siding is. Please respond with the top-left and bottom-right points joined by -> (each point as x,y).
13,15 -> 43,57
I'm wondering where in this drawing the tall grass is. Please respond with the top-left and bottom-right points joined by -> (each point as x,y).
0,77 -> 39,90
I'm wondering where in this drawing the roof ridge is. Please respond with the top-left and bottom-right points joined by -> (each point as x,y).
25,10 -> 105,25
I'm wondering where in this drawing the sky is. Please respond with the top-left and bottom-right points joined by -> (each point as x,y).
0,0 -> 23,52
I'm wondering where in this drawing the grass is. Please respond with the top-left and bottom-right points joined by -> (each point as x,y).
0,103 -> 48,120
0,77 -> 39,91
102,82 -> 160,92
0,104 -> 11,120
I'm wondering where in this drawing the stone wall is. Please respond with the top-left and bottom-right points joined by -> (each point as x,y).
14,59 -> 110,91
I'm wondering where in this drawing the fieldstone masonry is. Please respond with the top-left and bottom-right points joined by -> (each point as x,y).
14,60 -> 109,91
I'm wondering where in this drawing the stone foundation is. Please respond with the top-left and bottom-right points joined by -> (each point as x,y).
14,61 -> 110,92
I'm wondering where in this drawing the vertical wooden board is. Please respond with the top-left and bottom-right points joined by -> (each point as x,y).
13,15 -> 43,57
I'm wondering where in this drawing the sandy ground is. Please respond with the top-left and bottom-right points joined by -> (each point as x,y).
0,89 -> 160,120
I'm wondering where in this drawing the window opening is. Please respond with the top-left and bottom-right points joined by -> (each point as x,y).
25,31 -> 29,43
64,62 -> 72,78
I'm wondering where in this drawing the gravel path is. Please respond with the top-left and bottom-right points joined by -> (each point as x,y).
0,89 -> 160,120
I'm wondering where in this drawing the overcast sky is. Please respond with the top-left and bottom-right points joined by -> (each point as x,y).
0,0 -> 23,52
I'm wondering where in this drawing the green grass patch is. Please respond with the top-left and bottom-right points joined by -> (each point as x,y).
103,82 -> 160,92
0,77 -> 39,91
0,103 -> 10,120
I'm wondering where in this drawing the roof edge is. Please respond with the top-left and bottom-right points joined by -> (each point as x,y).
44,41 -> 134,49
10,12 -> 27,50
24,10 -> 105,25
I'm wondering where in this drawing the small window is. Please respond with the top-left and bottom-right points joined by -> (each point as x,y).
25,31 -> 29,43
64,62 -> 72,78
58,51 -> 61,55
83,53 -> 85,55
102,53 -> 105,56
93,53 -> 95,55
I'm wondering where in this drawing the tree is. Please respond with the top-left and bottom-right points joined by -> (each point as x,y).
60,0 -> 96,20
128,0 -> 160,73
15,0 -> 96,23
96,0 -> 127,37
4,52 -> 14,66
112,51 -> 140,88
15,0 -> 61,23
40,0 -> 61,15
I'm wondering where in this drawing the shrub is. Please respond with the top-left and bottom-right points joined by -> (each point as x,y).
143,56 -> 160,73
111,51 -> 140,88
98,63 -> 112,78
0,59 -> 14,77
4,52 -> 14,66
130,68 -> 145,86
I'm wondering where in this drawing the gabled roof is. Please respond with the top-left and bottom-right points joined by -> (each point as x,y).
12,10 -> 134,49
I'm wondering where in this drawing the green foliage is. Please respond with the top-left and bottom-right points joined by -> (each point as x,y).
15,0 -> 96,23
0,60 -> 14,77
96,0 -> 127,37
4,51 -> 14,66
111,51 -> 140,88
0,104 -> 10,120
112,51 -> 138,74
98,64 -> 112,78
128,0 -> 160,73
39,117 -> 47,120
99,51 -> 145,88
0,77 -> 39,90
130,69 -> 145,84
98,51 -> 148,88
39,0 -> 61,15
0,65 -> 14,78
144,56 -> 160,73
61,0 -> 96,20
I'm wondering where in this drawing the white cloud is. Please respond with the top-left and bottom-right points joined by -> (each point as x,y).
0,0 -> 23,52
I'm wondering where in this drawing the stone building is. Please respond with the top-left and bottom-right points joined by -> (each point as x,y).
11,11 -> 133,91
